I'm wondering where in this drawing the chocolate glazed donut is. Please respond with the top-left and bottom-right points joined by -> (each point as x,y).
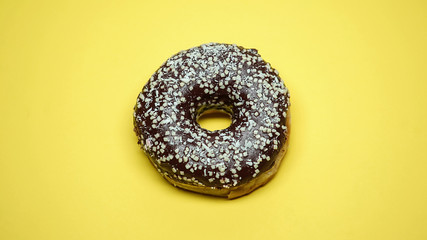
133,43 -> 290,199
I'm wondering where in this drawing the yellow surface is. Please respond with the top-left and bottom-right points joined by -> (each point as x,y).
197,110 -> 233,131
1,0 -> 427,239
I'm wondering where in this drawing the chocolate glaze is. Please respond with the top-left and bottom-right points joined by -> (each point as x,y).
133,43 -> 290,190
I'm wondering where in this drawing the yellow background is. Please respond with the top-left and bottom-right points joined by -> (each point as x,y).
1,0 -> 427,239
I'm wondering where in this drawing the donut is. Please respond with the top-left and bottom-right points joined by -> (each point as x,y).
133,43 -> 290,199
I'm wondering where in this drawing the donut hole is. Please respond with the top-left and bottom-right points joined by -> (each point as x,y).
196,108 -> 232,131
